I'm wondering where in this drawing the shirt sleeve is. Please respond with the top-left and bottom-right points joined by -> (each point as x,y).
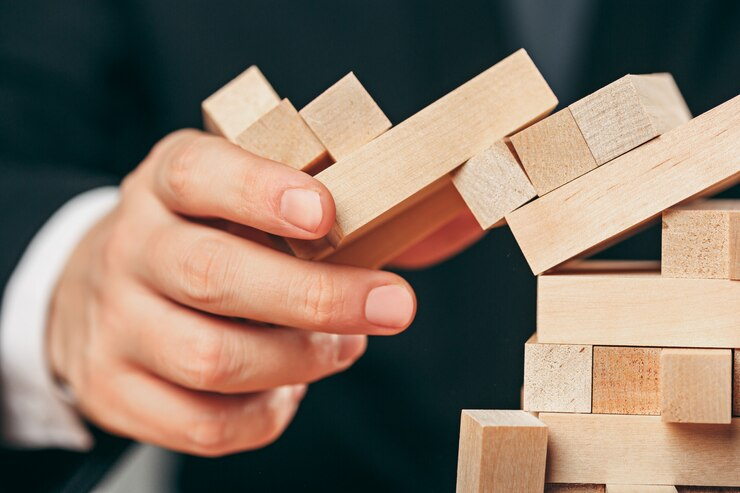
1,187 -> 119,450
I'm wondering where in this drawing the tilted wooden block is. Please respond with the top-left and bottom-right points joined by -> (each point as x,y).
299,72 -> 391,161
523,335 -> 592,413
569,73 -> 691,164
660,348 -> 732,424
234,99 -> 329,172
607,487 -> 677,493
735,350 -> 739,417
510,108 -> 597,196
456,410 -> 547,493
592,346 -> 661,416
541,413 -> 740,486
506,95 -> 740,275
662,200 -> 740,279
317,49 -> 557,247
452,140 -> 536,229
537,261 -> 740,348
202,66 -> 281,142
546,485 -> 605,493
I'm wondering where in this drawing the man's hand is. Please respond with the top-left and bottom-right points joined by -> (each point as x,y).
47,129 -> 416,456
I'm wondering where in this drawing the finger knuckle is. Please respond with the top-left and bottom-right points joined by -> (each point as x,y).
253,398 -> 290,448
165,134 -> 206,204
303,333 -> 339,373
187,413 -> 232,457
178,237 -> 230,306
295,272 -> 343,327
185,332 -> 231,390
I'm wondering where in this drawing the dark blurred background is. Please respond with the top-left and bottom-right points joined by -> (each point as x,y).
0,0 -> 738,491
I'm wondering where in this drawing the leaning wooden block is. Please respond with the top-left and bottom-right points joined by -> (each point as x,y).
299,72 -> 391,161
452,140 -> 536,229
234,99 -> 329,172
510,108 -> 597,196
569,73 -> 691,164
523,335 -> 592,413
541,413 -> 740,486
662,200 -> 740,279
537,261 -> 740,348
317,49 -> 557,247
202,66 -> 281,142
661,348 -> 732,424
456,410 -> 547,493
546,485 -> 605,493
735,350 -> 739,417
607,487 -> 677,493
506,95 -> 740,275
592,346 -> 661,415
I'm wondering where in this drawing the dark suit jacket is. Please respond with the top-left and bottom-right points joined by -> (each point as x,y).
1,1 -> 738,491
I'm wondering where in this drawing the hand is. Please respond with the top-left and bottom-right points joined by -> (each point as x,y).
48,129 -> 416,456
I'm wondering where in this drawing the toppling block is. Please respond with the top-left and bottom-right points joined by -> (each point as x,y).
660,349 -> 733,424
202,66 -> 281,142
452,140 -> 537,229
456,410 -> 547,493
536,261 -> 740,348
317,49 -> 557,247
569,73 -> 691,165
523,335 -> 592,413
592,347 -> 661,416
662,200 -> 740,279
541,413 -> 740,486
506,95 -> 740,275
606,487 -> 677,493
234,99 -> 329,172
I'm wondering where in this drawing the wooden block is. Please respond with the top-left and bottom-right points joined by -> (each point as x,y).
299,73 -> 391,161
523,335 -> 592,413
592,347 -> 661,415
456,410 -> 547,493
317,49 -> 557,247
452,140 -> 536,229
202,66 -> 281,142
569,73 -> 691,164
731,214 -> 740,280
546,485 -> 605,493
677,487 -> 740,492
541,413 -> 740,486
506,95 -> 740,275
660,348 -> 732,424
234,99 -> 329,172
735,350 -> 739,417
537,261 -> 740,348
510,108 -> 597,196
607,487 -> 677,493
662,200 -> 740,279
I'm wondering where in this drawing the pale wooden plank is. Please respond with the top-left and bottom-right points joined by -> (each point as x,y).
457,410 -> 547,493
505,96 -> 740,275
607,486 -> 677,493
541,413 -> 740,486
661,348 -> 732,424
523,335 -> 592,413
662,200 -> 740,279
592,347 -> 661,416
569,73 -> 691,165
546,485 -> 605,493
317,49 -> 557,246
202,66 -> 281,142
735,350 -> 739,417
729,211 -> 739,281
510,108 -> 597,196
299,72 -> 391,161
537,261 -> 740,348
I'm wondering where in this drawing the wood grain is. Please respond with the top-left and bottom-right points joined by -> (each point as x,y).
607,487 -> 677,493
735,350 -> 739,417
592,347 -> 661,415
546,485 -> 605,493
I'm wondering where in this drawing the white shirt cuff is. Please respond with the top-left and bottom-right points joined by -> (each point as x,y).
1,187 -> 119,450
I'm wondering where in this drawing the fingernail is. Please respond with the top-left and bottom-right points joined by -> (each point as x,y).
280,189 -> 323,233
365,285 -> 415,329
336,335 -> 367,365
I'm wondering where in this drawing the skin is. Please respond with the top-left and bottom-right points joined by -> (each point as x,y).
47,129 -> 485,457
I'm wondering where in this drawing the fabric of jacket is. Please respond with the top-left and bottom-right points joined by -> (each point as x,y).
0,0 -> 738,491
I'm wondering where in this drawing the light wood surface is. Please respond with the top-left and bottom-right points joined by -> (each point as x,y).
662,200 -> 740,279
660,348 -> 732,424
592,347 -> 661,416
732,214 -> 740,280
523,335 -> 592,413
452,140 -> 536,229
510,108 -> 597,195
506,95 -> 740,275
569,73 -> 691,165
735,350 -> 740,417
607,486 -> 677,493
456,410 -> 547,493
537,261 -> 740,348
299,72 -> 391,161
546,486 -> 605,493
316,49 -> 557,246
202,66 -> 281,142
541,413 -> 740,486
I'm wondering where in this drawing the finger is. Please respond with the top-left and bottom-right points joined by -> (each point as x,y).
390,209 -> 485,269
136,220 -> 416,334
122,287 -> 366,393
149,129 -> 335,239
